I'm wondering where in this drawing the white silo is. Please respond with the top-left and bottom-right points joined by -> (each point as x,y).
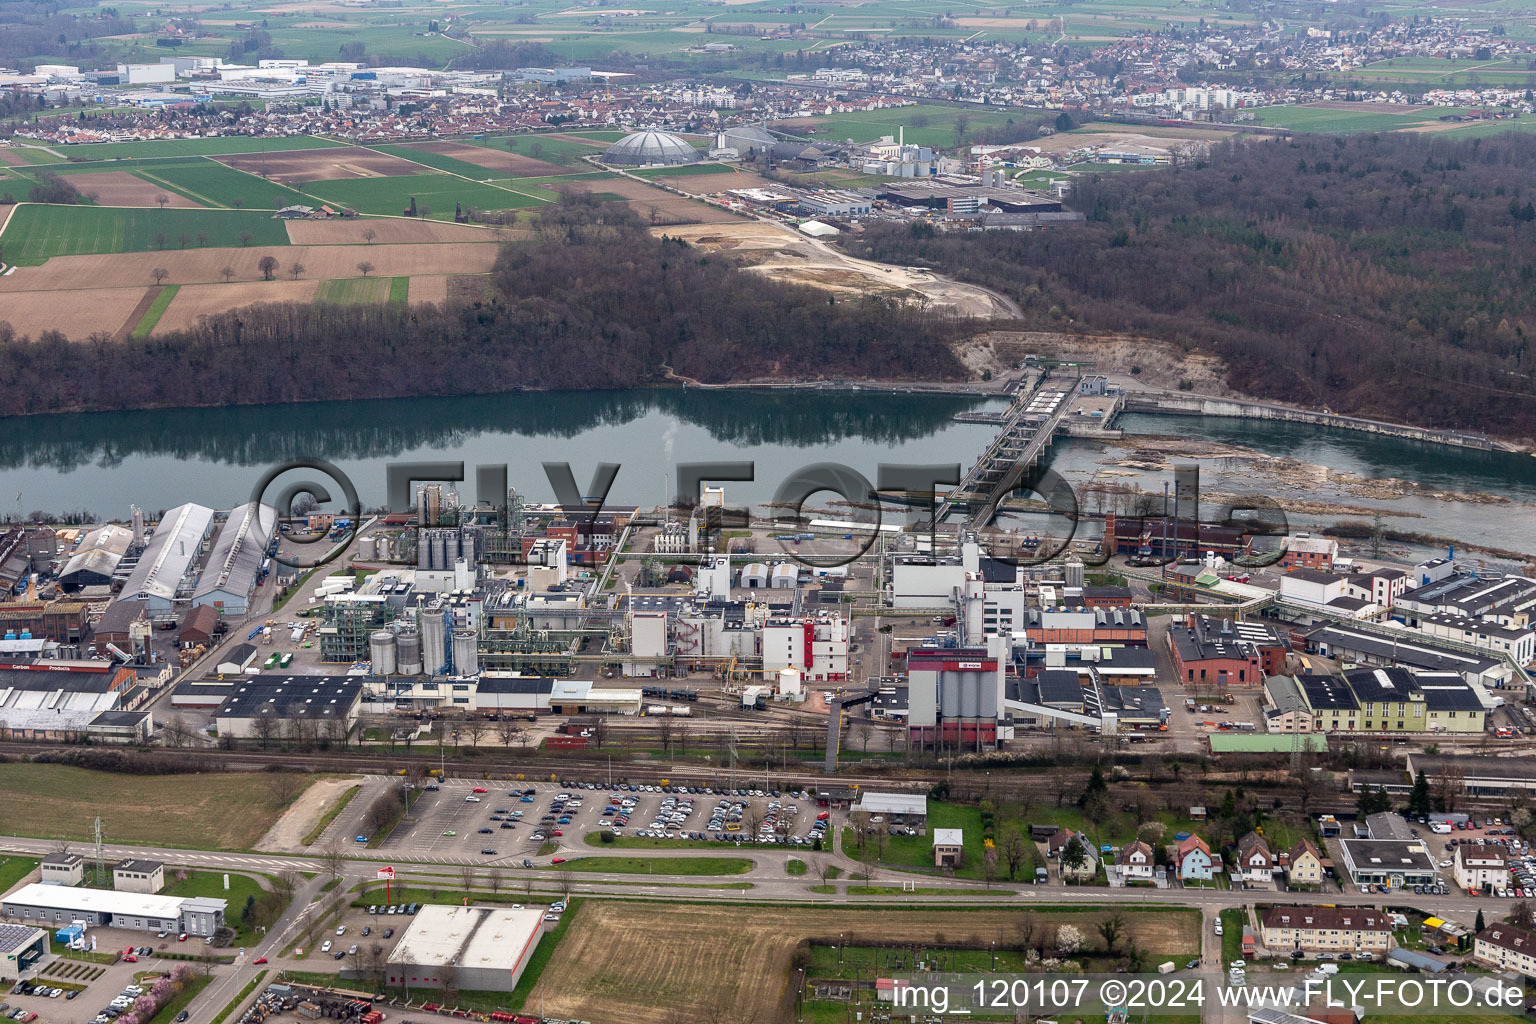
421,603 -> 447,675
370,630 -> 397,675
451,628 -> 478,676
396,630 -> 423,675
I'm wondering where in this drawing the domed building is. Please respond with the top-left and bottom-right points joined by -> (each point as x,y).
601,130 -> 702,167
717,124 -> 776,158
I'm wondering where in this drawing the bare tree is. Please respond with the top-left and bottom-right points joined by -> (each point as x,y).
257,255 -> 279,280
150,267 -> 169,286
155,193 -> 169,209
363,227 -> 377,244
495,718 -> 519,748
556,869 -> 575,902
436,963 -> 460,1005
251,710 -> 279,749
356,261 -> 375,277
221,266 -> 235,283
459,863 -> 476,892
1000,827 -> 1026,880
658,714 -> 674,754
290,262 -> 306,280
463,718 -> 486,749
266,771 -> 303,807
162,714 -> 193,747
320,839 -> 345,883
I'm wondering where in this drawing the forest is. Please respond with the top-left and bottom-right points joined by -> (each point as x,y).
849,132 -> 1536,439
0,195 -> 964,418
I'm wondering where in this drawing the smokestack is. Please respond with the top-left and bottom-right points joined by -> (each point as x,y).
899,125 -> 904,148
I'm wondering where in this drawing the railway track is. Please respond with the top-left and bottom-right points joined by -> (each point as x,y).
3,742 -> 934,791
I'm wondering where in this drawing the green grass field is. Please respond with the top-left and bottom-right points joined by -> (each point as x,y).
778,104 -> 1029,147
304,174 -> 546,218
316,276 -> 390,304
1249,104 -> 1469,134
0,764 -> 307,849
162,870 -> 273,946
0,856 -> 39,895
143,975 -> 212,1024
59,136 -> 343,161
0,205 -> 290,264
132,284 -> 179,338
133,159 -> 310,209
558,856 -> 753,875
387,276 -> 409,304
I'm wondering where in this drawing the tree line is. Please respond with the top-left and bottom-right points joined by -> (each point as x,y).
847,131 -> 1536,439
0,194 -> 964,418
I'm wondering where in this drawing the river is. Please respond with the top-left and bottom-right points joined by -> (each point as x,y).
0,389 -> 1002,520
1051,414 -> 1536,566
4,396 -> 1534,565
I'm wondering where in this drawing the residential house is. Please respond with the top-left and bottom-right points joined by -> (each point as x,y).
1175,835 -> 1214,882
1287,840 -> 1325,888
1121,840 -> 1154,882
1474,923 -> 1536,975
1048,828 -> 1099,881
1453,844 -> 1510,892
1234,831 -> 1273,884
1260,905 -> 1393,953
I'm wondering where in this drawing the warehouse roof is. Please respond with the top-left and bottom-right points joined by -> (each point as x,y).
215,676 -> 362,721
193,502 -> 273,604
386,905 -> 543,971
59,525 -> 134,583
855,792 -> 927,817
2,882 -> 223,920
120,503 -> 214,602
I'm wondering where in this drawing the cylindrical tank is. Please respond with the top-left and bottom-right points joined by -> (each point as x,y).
359,535 -> 377,560
451,628 -> 478,676
940,672 -> 960,720
959,672 -> 980,719
377,535 -> 392,560
421,604 -> 446,675
1065,555 -> 1085,590
396,630 -> 422,675
431,531 -> 448,571
979,670 -> 999,721
370,630 -> 396,676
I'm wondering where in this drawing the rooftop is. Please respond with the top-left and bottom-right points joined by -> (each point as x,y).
2,882 -> 223,920
386,904 -> 543,970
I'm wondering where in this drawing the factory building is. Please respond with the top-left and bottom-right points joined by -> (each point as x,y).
191,502 -> 274,618
118,503 -> 216,621
2,883 -> 225,937
385,905 -> 545,993
761,615 -> 849,682
58,525 -> 135,592
212,676 -> 363,740
905,640 -> 1006,749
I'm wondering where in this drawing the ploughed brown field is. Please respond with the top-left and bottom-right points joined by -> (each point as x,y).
0,242 -> 499,292
153,280 -> 319,334
557,178 -> 739,225
283,218 -> 501,244
66,171 -> 205,208
529,903 -> 1198,1023
0,286 -> 150,340
406,275 -> 450,306
216,146 -> 427,183
397,140 -> 569,177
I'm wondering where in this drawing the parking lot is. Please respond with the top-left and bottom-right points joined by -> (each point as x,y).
6,928 -> 206,1024
375,777 -> 834,864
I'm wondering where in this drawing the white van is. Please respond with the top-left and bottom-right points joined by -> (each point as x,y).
1429,821 -> 1452,834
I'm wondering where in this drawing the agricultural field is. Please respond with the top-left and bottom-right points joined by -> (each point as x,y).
1322,56 -> 1536,89
316,275 -> 393,304
0,764 -> 311,849
0,205 -> 290,264
66,171 -> 205,208
216,146 -> 430,184
773,105 -> 1033,147
53,135 -> 344,161
1248,103 -> 1473,134
529,901 -> 1199,1023
380,141 -> 570,178
131,158 -> 312,209
302,173 -> 548,218
283,218 -> 501,244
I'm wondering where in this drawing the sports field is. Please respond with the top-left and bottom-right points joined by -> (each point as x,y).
0,205 -> 291,264
529,902 -> 1199,1023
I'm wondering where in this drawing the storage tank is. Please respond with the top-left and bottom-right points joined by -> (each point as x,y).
421,603 -> 446,675
369,630 -> 397,676
940,672 -> 961,720
359,535 -> 377,560
396,630 -> 422,675
959,672 -> 980,720
979,669 -> 999,721
1065,555 -> 1085,590
451,628 -> 478,676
